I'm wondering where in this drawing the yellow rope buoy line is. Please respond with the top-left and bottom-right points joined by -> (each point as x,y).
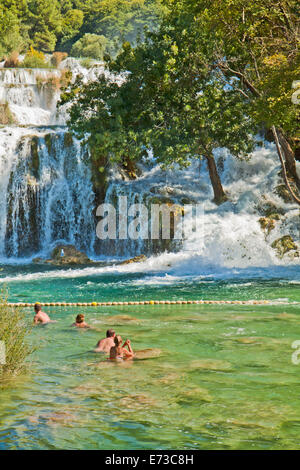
4,300 -> 270,307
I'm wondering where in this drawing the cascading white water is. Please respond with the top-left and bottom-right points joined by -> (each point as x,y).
0,64 -> 96,259
0,68 -> 62,126
100,145 -> 300,269
1,129 -> 95,258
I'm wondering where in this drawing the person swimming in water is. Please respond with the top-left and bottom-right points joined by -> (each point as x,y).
71,314 -> 90,328
33,303 -> 53,324
94,329 -> 116,353
109,335 -> 134,360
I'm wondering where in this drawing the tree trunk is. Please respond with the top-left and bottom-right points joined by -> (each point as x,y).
276,129 -> 300,187
271,126 -> 300,206
205,153 -> 228,205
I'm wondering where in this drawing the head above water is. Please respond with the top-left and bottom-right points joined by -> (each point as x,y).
34,303 -> 42,313
114,335 -> 122,347
76,314 -> 85,324
106,329 -> 115,338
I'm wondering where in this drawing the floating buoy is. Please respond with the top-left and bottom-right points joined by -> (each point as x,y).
6,299 -> 271,308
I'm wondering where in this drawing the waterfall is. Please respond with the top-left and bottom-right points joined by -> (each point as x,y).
99,176 -> 182,258
0,128 -> 95,258
0,65 -> 96,260
0,63 -> 298,265
0,68 -> 62,126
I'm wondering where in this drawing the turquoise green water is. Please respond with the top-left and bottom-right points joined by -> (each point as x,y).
0,264 -> 299,450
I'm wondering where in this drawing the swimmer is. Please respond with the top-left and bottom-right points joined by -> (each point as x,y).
109,335 -> 134,360
71,314 -> 90,328
94,329 -> 115,353
33,303 -> 54,324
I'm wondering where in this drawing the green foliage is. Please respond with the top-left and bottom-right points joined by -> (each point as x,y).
0,1 -> 27,58
181,0 -> 299,144
0,290 -> 33,383
22,46 -> 49,68
62,0 -> 300,201
80,57 -> 94,68
71,33 -> 108,59
26,0 -> 63,52
77,0 -> 167,56
0,0 -> 165,58
62,4 -> 255,174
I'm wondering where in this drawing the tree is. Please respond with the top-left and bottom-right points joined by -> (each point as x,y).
178,0 -> 300,191
61,9 -> 84,42
71,33 -> 108,59
63,0 -> 299,204
0,1 -> 28,57
26,0 -> 63,52
77,0 -> 167,56
62,29 -> 254,204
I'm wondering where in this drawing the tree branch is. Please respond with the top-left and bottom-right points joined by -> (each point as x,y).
271,125 -> 300,206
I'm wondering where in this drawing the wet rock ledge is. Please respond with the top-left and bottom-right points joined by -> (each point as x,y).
32,245 -> 148,266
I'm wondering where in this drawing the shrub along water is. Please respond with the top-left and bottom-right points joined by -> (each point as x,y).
0,290 -> 33,383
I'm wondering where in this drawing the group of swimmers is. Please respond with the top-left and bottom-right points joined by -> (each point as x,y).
33,303 -> 134,361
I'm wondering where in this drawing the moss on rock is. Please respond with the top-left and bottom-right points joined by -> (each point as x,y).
274,184 -> 295,204
120,255 -> 147,265
48,244 -> 93,265
259,217 -> 276,234
271,235 -> 298,258
63,132 -> 73,147
259,213 -> 280,235
44,134 -> 53,154
30,137 -> 39,178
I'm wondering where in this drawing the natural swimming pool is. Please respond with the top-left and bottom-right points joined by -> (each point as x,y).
0,264 -> 299,450
1,301 -> 300,450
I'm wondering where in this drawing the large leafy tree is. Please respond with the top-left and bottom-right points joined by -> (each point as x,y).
177,0 -> 300,193
76,0 -> 166,56
61,3 -> 255,204
0,0 -> 166,57
0,0 -> 29,57
26,0 -> 63,52
63,0 -> 299,205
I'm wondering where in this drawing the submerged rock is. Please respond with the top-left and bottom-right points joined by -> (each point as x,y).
190,359 -> 232,371
274,184 -> 295,203
176,387 -> 212,403
134,348 -> 162,359
106,315 -> 140,324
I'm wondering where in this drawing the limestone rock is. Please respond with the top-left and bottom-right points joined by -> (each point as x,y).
33,244 -> 93,265
50,245 -> 92,265
120,254 -> 147,265
271,235 -> 298,258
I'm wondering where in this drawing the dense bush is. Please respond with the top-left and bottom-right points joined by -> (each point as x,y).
71,33 -> 108,60
22,47 -> 49,68
0,292 -> 33,383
